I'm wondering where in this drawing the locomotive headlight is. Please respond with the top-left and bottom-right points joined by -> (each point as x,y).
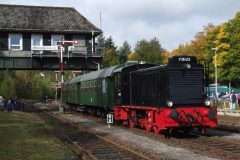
118,92 -> 121,96
166,101 -> 173,107
204,100 -> 211,106
185,64 -> 191,69
183,63 -> 191,69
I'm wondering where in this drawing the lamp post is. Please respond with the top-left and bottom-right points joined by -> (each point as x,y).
211,47 -> 218,100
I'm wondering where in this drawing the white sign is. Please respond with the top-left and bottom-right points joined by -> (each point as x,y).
31,46 -> 58,51
107,114 -> 113,124
178,57 -> 191,62
68,46 -> 74,51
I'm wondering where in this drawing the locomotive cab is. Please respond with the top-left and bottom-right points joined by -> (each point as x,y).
113,64 -> 158,106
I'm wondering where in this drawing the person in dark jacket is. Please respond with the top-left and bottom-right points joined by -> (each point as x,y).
230,90 -> 237,110
7,100 -> 13,112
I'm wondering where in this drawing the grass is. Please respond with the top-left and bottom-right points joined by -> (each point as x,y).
0,111 -> 75,160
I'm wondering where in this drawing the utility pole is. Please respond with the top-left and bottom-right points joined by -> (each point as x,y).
211,47 -> 218,104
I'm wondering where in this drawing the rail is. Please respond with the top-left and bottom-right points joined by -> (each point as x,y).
40,111 -> 150,160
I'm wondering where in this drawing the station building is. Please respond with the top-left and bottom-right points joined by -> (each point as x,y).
0,4 -> 103,70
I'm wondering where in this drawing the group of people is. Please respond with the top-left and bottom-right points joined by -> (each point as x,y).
0,96 -> 24,112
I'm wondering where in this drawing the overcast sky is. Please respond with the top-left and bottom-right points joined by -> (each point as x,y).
1,0 -> 240,51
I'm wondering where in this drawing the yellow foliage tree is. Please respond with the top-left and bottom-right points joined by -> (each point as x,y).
162,50 -> 172,64
128,52 -> 139,61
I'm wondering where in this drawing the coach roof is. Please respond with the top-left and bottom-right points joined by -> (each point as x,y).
67,65 -> 121,84
67,63 -> 135,84
0,4 -> 102,34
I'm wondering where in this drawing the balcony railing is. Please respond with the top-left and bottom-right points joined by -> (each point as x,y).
31,45 -> 104,57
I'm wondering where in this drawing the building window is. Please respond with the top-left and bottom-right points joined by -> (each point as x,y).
31,34 -> 43,47
73,35 -> 85,46
9,34 -> 22,50
51,34 -> 64,46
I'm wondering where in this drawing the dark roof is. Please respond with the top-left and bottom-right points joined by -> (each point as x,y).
0,4 -> 102,34
67,62 -> 140,84
68,65 -> 122,84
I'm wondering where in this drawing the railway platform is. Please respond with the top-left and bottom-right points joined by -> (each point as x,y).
217,109 -> 240,116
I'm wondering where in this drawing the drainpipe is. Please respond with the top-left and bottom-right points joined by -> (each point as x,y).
92,30 -> 94,54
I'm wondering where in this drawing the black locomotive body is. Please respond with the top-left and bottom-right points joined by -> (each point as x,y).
114,56 -> 217,134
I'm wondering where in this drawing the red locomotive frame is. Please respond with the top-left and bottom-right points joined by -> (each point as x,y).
114,105 -> 217,134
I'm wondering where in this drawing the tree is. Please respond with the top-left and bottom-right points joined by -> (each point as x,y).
171,23 -> 217,60
103,48 -> 119,67
162,50 -> 172,64
96,34 -> 105,46
118,41 -> 131,63
128,52 -> 139,61
172,43 -> 190,56
103,36 -> 119,67
0,72 -> 15,100
104,36 -> 117,51
0,70 -> 56,100
96,33 -> 105,55
219,12 -> 240,86
134,38 -> 164,64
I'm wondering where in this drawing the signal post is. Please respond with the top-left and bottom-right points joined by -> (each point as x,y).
58,40 -> 78,113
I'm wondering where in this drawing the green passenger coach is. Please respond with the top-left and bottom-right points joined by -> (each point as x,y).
63,62 -> 138,114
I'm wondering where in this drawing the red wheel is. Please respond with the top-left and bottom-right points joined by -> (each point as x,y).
129,121 -> 135,128
145,119 -> 152,132
153,126 -> 160,134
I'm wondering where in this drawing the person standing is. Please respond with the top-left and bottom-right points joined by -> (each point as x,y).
0,96 -> 4,112
230,90 -> 237,110
7,100 -> 13,112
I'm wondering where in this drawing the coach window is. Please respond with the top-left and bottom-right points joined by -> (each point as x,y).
9,34 -> 22,50
90,81 -> 92,88
93,80 -> 96,87
51,34 -> 64,46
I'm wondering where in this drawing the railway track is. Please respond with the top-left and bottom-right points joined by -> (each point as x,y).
218,123 -> 240,133
35,103 -> 240,159
64,111 -> 240,160
57,110 -> 240,159
39,111 -> 150,160
180,133 -> 240,160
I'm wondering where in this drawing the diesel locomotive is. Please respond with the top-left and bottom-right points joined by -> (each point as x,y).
63,56 -> 218,134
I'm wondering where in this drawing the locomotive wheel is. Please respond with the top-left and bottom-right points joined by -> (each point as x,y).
153,126 -> 160,134
145,119 -> 152,132
199,127 -> 205,135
